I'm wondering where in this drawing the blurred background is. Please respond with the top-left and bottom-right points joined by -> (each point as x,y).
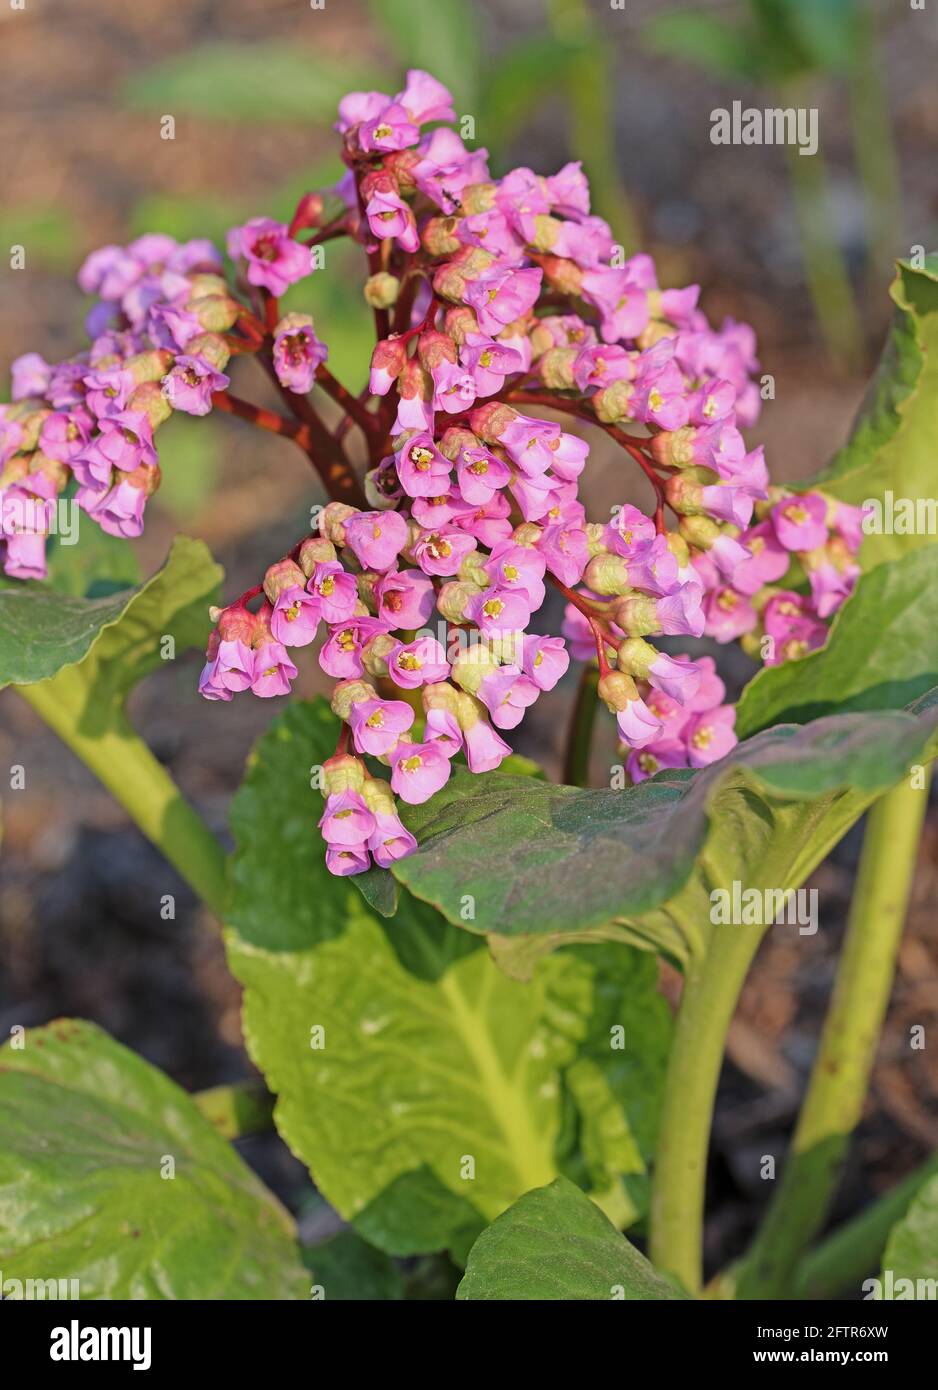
2,0 -> 937,1281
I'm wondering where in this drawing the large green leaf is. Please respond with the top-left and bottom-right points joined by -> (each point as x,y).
879,1173 -> 938,1296
0,535 -> 220,694
225,701 -> 669,1255
808,256 -> 938,570
392,700 -> 938,959
736,547 -> 938,737
125,43 -> 382,124
457,1177 -> 685,1301
303,1230 -> 403,1301
0,1020 -> 307,1300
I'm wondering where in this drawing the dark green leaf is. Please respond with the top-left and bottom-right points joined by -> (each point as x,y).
0,1020 -> 307,1300
303,1230 -> 404,1300
879,1174 -> 938,1296
457,1177 -> 686,1300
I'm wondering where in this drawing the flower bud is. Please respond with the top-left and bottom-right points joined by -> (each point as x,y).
636,320 -> 676,350
437,580 -> 480,622
369,337 -> 408,395
422,680 -> 459,716
538,256 -> 584,296
417,330 -> 457,371
297,535 -> 337,576
361,632 -> 397,677
598,670 -> 639,713
615,636 -> 658,680
364,273 -> 401,309
421,216 -> 462,257
593,381 -> 634,424
457,549 -> 488,585
665,531 -> 690,567
511,522 -> 543,547
451,644 -> 501,694
125,349 -> 175,385
468,401 -> 518,443
290,192 -> 325,232
538,347 -> 578,390
460,182 -> 497,215
585,522 -> 608,556
330,680 -> 377,721
184,332 -> 231,371
263,557 -> 307,603
612,593 -> 661,636
364,463 -> 403,508
319,502 -> 357,546
128,381 -> 172,429
678,515 -> 720,550
442,307 -> 479,344
188,293 -> 240,333
650,426 -> 696,468
396,357 -> 432,403
583,553 -> 631,596
322,753 -> 366,795
361,774 -> 395,815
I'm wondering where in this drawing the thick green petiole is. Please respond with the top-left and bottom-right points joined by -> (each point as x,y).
735,772 -> 930,1299
17,670 -> 228,917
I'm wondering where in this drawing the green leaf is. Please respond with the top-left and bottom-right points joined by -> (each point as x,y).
457,1177 -> 686,1300
367,0 -> 480,112
225,700 -> 670,1255
642,11 -> 760,80
880,1173 -> 938,1295
392,700 -> 938,957
807,256 -> 938,570
125,43 -> 382,124
736,547 -> 938,737
0,1020 -> 308,1300
303,1230 -> 403,1300
0,535 -> 221,699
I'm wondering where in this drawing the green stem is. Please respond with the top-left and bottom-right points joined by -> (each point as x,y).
649,923 -> 767,1295
563,665 -> 599,786
194,1081 -> 275,1140
735,773 -> 930,1299
782,81 -> 863,373
794,1152 -> 938,1300
17,670 -> 228,916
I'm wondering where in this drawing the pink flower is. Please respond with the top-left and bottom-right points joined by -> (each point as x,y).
483,540 -> 546,607
250,641 -> 298,697
395,432 -> 452,498
387,636 -> 450,689
465,266 -> 542,336
319,790 -> 376,846
95,477 -> 149,538
731,521 -> 790,595
463,716 -> 512,772
478,666 -> 540,730
344,509 -> 409,572
646,652 -> 702,706
163,354 -> 229,416
616,697 -> 663,750
270,585 -> 321,647
703,586 -> 758,643
227,218 -> 311,296
626,740 -> 689,783
456,445 -> 512,505
326,846 -> 371,876
771,492 -> 829,552
349,697 -> 415,756
375,569 -> 435,628
412,526 -> 477,576
319,616 -> 389,679
368,811 -> 418,867
11,352 -> 51,400
308,562 -> 358,624
272,316 -> 328,393
522,635 -> 569,691
200,639 -> 254,699
390,740 -> 453,803
365,189 -> 419,253
466,585 -> 532,635
684,706 -> 737,767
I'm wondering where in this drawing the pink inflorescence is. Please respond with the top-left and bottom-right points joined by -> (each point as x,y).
1,69 -> 866,875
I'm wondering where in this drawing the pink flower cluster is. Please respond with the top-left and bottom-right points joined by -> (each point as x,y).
0,226 -> 323,578
3,67 -> 865,879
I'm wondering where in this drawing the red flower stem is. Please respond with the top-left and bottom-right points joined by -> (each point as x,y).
212,390 -> 307,442
303,215 -> 352,247
335,722 -> 351,756
548,574 -> 619,664
315,365 -> 380,437
264,294 -> 281,335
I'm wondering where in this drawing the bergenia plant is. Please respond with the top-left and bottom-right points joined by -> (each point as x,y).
1,68 -> 936,1311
